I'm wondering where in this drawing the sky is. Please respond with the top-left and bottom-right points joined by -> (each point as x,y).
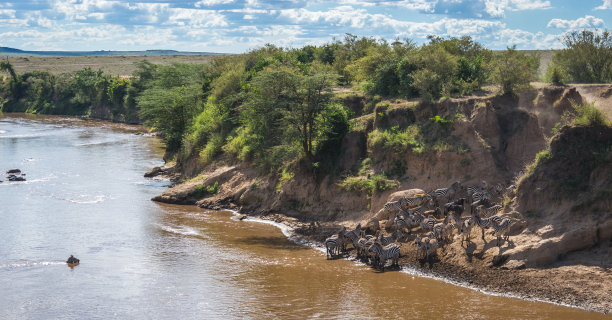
0,0 -> 611,53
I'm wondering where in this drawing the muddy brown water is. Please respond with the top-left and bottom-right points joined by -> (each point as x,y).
0,114 -> 608,319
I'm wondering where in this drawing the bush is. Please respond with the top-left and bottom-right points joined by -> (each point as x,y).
368,126 -> 423,153
338,174 -> 399,195
573,102 -> 610,127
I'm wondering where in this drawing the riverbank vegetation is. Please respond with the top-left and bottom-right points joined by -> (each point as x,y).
1,30 -> 610,176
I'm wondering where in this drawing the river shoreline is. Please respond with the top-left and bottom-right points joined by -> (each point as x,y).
207,205 -> 611,315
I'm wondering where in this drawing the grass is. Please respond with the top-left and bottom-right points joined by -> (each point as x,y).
6,55 -> 218,76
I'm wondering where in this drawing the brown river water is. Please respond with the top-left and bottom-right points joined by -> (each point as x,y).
0,114 -> 608,319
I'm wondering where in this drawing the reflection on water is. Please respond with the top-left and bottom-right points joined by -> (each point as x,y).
0,114 -> 607,319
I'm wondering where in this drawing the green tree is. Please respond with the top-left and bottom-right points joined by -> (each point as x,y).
552,30 -> 612,83
491,47 -> 539,95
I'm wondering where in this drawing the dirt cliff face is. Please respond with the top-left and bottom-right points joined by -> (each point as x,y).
154,88 -> 561,222
506,125 -> 612,267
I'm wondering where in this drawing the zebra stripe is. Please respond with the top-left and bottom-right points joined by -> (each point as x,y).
368,242 -> 401,270
492,218 -> 512,246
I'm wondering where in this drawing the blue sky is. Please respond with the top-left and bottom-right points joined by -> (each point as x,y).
0,0 -> 610,53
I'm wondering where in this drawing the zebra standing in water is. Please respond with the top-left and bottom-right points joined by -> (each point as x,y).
367,241 -> 401,270
432,181 -> 461,206
325,228 -> 346,259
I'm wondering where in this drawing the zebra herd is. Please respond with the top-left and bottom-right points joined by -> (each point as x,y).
325,180 -> 518,270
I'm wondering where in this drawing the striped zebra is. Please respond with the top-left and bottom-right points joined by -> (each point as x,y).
414,235 -> 426,259
325,234 -> 344,259
449,213 -> 475,244
473,184 -> 503,202
368,241 -> 400,270
377,229 -> 404,245
384,200 -> 402,212
472,206 -> 499,240
356,232 -> 376,259
479,204 -> 502,217
467,181 -> 487,202
505,184 -> 517,196
432,181 -> 461,205
407,205 -> 427,215
400,195 -> 429,209
492,218 -> 512,246
343,226 -> 361,250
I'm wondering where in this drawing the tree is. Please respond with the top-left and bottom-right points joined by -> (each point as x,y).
491,47 -> 539,95
247,69 -> 336,161
552,30 -> 612,83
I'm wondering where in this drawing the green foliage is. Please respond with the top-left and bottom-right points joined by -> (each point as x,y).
546,64 -> 566,86
193,181 -> 220,198
572,102 -> 610,127
368,125 -> 423,153
276,167 -> 294,193
338,174 -> 399,195
551,30 -> 612,83
491,47 -> 540,95
430,115 -> 453,125
199,134 -> 224,165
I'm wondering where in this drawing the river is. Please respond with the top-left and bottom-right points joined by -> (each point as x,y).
0,114 -> 607,319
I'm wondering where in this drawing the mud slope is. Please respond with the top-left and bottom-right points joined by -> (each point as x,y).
506,125 -> 612,267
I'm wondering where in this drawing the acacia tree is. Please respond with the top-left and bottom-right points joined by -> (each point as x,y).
246,69 -> 335,162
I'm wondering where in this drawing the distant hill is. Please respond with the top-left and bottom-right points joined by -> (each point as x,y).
0,47 -> 220,57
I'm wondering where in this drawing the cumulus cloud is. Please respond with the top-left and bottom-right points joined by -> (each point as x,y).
595,0 -> 612,10
547,15 -> 605,30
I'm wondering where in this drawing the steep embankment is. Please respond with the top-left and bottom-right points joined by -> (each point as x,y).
151,85 -> 612,312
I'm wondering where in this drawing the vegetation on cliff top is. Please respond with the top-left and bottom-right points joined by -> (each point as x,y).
2,30 -> 610,180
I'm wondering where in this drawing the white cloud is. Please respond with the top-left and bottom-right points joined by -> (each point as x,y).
595,0 -> 612,10
195,0 -> 235,7
547,15 -> 605,30
166,8 -> 228,28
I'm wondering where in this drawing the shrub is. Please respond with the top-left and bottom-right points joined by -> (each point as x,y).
492,47 -> 539,95
573,102 -> 610,127
338,174 -> 399,195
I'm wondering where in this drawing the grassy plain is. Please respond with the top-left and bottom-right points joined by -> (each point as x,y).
4,54 -> 222,76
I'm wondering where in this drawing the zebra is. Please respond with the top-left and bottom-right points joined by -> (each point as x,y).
473,184 -> 504,202
432,222 -> 447,241
367,241 -> 401,270
473,206 -> 499,240
505,184 -> 517,196
356,232 -> 376,259
492,218 -> 512,246
384,200 -> 402,212
467,181 -> 487,202
407,205 -> 427,215
343,225 -> 361,250
414,235 -> 426,259
377,230 -> 403,246
479,204 -> 502,217
432,181 -> 461,205
449,213 -> 474,244
400,195 -> 429,209
470,198 -> 493,215
325,234 -> 344,259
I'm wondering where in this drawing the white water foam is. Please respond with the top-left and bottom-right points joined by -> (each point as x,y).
63,194 -> 112,204
0,261 -> 65,270
224,208 -> 595,313
156,224 -> 202,237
